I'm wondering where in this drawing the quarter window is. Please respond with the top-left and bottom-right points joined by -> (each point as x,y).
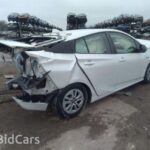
110,32 -> 137,54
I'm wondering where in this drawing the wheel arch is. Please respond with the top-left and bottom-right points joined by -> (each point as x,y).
64,82 -> 92,103
47,82 -> 92,113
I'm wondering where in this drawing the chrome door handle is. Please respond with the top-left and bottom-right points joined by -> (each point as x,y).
119,57 -> 126,62
119,59 -> 126,62
84,60 -> 95,66
84,62 -> 95,66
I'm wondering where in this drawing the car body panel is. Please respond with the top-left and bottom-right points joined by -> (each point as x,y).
25,51 -> 99,102
1,29 -> 150,111
12,96 -> 48,111
137,39 -> 150,48
76,52 -> 149,97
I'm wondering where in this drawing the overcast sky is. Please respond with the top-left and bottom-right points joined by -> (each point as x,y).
0,0 -> 150,29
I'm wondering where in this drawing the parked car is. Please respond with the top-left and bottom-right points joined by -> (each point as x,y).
1,29 -> 150,118
142,26 -> 150,33
116,24 -> 130,33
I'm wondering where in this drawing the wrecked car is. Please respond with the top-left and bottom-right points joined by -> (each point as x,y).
1,29 -> 150,118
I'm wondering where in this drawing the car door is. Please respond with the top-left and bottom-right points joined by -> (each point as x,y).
108,31 -> 148,88
75,32 -> 121,96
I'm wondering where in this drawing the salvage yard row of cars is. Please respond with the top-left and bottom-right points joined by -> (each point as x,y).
1,29 -> 150,118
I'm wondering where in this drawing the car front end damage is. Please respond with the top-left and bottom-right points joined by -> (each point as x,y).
7,51 -> 58,111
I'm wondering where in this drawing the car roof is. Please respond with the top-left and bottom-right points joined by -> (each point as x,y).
59,29 -> 124,41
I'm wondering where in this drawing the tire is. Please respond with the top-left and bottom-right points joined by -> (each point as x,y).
144,64 -> 150,83
52,84 -> 88,119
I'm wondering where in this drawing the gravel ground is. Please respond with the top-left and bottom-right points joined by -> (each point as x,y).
0,62 -> 16,90
0,63 -> 150,150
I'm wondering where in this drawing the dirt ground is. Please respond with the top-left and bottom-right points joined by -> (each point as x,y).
0,63 -> 150,150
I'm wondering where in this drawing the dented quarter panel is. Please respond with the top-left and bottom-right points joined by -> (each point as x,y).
25,51 -> 98,102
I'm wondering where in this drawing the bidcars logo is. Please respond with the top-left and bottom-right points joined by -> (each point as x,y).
0,134 -> 40,145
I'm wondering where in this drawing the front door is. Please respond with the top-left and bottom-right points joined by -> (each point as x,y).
108,32 -> 148,88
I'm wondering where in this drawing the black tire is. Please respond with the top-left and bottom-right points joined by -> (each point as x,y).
144,64 -> 150,83
52,84 -> 88,119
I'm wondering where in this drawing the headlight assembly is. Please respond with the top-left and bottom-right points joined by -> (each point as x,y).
31,59 -> 38,75
25,58 -> 33,76
24,57 -> 48,79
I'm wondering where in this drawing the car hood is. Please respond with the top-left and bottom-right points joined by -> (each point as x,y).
137,39 -> 150,49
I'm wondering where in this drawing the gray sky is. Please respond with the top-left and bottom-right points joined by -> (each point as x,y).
0,0 -> 150,29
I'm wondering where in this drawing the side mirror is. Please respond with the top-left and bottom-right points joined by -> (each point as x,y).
140,44 -> 147,53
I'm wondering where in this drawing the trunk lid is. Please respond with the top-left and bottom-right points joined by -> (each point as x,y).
0,39 -> 34,48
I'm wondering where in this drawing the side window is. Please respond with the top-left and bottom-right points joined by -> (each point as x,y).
85,33 -> 108,54
109,32 -> 137,54
75,38 -> 88,54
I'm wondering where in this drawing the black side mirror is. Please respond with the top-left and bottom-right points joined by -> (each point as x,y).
139,44 -> 147,53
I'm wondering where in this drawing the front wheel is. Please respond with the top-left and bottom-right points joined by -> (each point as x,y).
53,84 -> 88,118
144,64 -> 150,83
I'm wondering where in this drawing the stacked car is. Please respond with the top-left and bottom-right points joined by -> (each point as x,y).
67,13 -> 87,30
7,13 -> 62,35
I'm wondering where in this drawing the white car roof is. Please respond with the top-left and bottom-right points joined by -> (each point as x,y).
59,29 -> 123,41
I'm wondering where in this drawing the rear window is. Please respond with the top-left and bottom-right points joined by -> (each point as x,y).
45,40 -> 75,53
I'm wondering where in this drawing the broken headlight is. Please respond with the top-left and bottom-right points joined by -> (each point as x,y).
25,57 -> 43,78
15,53 -> 24,74
31,59 -> 38,75
25,58 -> 33,76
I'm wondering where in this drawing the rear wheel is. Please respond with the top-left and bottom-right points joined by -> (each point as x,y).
52,84 -> 88,118
144,64 -> 150,83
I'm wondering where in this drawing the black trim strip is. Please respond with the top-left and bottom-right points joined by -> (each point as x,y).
105,32 -> 116,54
83,38 -> 90,53
75,56 -> 99,96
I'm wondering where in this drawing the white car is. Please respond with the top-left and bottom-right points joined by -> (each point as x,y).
1,29 -> 150,118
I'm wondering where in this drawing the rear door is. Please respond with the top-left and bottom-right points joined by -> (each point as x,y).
75,32 -> 119,96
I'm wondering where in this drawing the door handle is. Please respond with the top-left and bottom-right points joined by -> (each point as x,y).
145,56 -> 150,59
120,60 -> 126,62
119,57 -> 126,62
84,62 -> 95,66
84,60 -> 95,66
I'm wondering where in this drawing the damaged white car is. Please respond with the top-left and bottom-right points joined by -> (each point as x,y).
1,29 -> 150,118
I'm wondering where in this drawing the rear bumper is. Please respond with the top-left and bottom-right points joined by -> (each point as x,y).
12,96 -> 48,111
12,90 -> 58,111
